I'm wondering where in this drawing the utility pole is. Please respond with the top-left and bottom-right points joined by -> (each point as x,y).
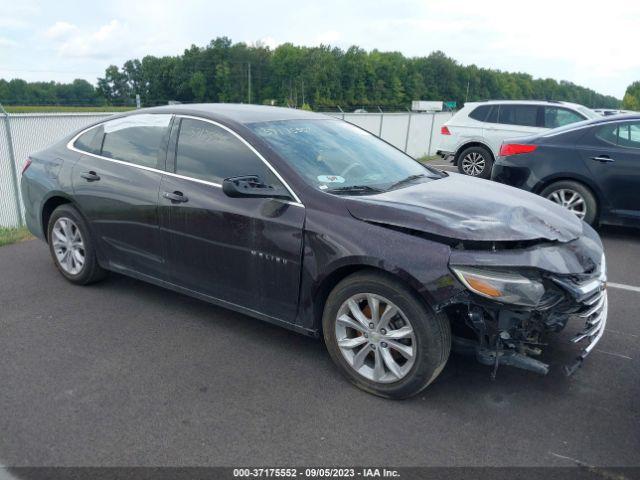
301,78 -> 305,105
247,62 -> 252,104
465,80 -> 470,103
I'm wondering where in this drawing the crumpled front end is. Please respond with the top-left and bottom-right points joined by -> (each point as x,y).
444,226 -> 607,377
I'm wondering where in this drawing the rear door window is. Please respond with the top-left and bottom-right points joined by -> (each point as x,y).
99,114 -> 172,169
174,118 -> 280,186
544,107 -> 585,128
617,123 -> 640,149
497,105 -> 540,127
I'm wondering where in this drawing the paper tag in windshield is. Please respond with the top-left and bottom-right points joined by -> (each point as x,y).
317,175 -> 345,183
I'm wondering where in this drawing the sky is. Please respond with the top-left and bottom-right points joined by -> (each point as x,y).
1,0 -> 638,99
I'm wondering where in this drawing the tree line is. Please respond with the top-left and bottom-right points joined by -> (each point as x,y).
622,81 -> 640,110
0,37 -> 625,110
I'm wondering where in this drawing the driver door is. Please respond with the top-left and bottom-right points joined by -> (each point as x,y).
159,117 -> 305,323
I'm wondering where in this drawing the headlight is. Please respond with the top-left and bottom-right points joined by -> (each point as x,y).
600,253 -> 607,280
451,266 -> 545,307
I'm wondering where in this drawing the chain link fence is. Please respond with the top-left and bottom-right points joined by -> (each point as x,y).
0,108 -> 454,228
0,109 -> 113,227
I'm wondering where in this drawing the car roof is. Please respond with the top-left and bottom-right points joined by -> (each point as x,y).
465,99 -> 587,109
542,113 -> 640,136
135,103 -> 329,125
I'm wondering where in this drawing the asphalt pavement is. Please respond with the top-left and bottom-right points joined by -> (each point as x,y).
0,228 -> 638,468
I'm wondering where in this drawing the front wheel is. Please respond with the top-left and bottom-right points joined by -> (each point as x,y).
322,272 -> 451,399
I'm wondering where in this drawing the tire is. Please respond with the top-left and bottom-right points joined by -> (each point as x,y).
540,180 -> 598,226
47,204 -> 107,285
322,271 -> 451,399
457,145 -> 493,179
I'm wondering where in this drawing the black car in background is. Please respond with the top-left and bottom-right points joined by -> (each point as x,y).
492,115 -> 640,227
21,104 -> 608,398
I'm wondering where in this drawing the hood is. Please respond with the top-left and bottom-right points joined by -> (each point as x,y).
345,173 -> 583,243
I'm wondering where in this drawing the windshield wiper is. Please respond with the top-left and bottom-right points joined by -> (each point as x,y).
325,185 -> 384,195
386,174 -> 429,191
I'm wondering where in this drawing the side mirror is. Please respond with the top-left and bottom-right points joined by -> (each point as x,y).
222,175 -> 291,200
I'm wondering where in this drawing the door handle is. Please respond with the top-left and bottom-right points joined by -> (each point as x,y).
591,156 -> 615,163
80,171 -> 100,181
162,191 -> 188,203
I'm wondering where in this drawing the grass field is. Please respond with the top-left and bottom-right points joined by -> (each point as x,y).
0,227 -> 33,247
4,105 -> 135,113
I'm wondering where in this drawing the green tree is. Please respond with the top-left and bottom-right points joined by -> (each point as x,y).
622,81 -> 640,111
190,71 -> 207,101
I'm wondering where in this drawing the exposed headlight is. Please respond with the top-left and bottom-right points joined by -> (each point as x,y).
451,266 -> 545,307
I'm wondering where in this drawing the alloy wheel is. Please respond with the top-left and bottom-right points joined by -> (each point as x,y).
51,217 -> 85,275
335,293 -> 417,383
460,151 -> 486,176
546,188 -> 587,219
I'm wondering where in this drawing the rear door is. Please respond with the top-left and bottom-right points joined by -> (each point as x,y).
580,120 -> 640,220
160,116 -> 305,323
71,114 -> 172,280
484,104 -> 546,155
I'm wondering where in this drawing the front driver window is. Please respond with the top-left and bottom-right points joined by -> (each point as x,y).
175,118 -> 281,186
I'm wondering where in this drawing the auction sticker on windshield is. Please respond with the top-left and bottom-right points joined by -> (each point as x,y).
317,175 -> 345,183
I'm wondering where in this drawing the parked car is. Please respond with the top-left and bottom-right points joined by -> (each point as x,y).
492,114 -> 640,227
437,100 -> 599,178
22,104 -> 607,398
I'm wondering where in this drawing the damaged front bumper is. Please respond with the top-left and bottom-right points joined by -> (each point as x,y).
445,229 -> 607,377
553,275 -> 608,375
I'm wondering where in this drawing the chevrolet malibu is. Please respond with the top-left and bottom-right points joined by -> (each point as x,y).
21,104 -> 608,398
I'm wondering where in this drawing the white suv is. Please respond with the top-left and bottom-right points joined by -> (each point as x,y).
436,100 -> 599,178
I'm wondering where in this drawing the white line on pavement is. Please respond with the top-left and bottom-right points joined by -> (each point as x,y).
606,329 -> 639,339
608,282 -> 640,293
595,349 -> 633,360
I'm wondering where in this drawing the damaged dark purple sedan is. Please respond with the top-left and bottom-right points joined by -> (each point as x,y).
21,104 -> 607,398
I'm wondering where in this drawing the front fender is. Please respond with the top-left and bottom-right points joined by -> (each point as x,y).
295,216 -> 460,331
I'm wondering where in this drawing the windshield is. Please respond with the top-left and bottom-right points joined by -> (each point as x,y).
248,119 -> 441,194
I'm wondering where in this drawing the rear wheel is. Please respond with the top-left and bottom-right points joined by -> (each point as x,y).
322,271 -> 451,399
457,145 -> 493,178
540,180 -> 598,225
47,204 -> 106,285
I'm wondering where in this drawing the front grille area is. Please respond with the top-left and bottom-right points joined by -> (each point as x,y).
571,288 -> 608,354
561,274 -> 608,375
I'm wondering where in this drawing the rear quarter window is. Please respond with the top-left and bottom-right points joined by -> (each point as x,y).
594,124 -> 618,145
468,105 -> 491,122
73,128 -> 100,155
